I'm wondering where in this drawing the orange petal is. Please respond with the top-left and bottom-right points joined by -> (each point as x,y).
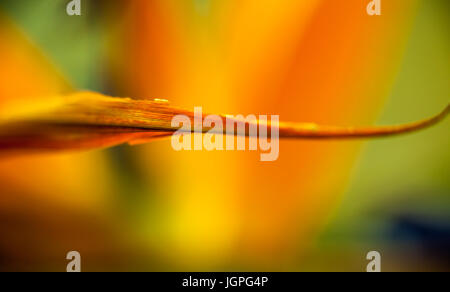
0,91 -> 447,154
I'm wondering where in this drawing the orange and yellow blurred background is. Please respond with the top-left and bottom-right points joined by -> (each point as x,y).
0,0 -> 448,271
